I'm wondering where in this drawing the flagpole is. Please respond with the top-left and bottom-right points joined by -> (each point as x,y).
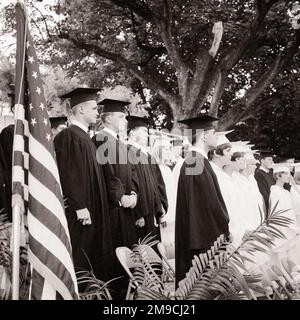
11,0 -> 27,300
12,205 -> 21,300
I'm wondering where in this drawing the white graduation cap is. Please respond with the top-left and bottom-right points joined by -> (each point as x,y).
215,129 -> 234,136
215,130 -> 233,147
216,135 -> 231,147
272,163 -> 291,174
230,141 -> 253,154
244,153 -> 259,165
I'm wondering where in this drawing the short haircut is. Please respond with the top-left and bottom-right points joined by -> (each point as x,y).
208,143 -> 232,161
231,151 -> 245,162
260,154 -> 273,161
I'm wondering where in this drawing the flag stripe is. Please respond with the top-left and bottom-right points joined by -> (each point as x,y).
41,279 -> 57,300
28,173 -> 68,228
28,194 -> 72,258
30,268 -> 45,300
12,150 -> 25,168
27,212 -> 76,285
28,247 -> 75,300
12,165 -> 25,185
29,156 -> 64,203
29,134 -> 61,184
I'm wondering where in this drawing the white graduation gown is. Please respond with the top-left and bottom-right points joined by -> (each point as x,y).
268,185 -> 300,267
210,164 -> 247,247
159,164 -> 176,244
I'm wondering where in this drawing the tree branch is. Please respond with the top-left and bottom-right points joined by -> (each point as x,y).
155,0 -> 183,70
209,71 -> 228,117
59,32 -> 180,110
29,1 -> 52,39
108,0 -> 156,22
130,12 -> 167,56
218,0 -> 280,72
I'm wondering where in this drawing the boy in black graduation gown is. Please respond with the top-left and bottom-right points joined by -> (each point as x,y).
254,150 -> 276,213
127,115 -> 168,242
93,99 -> 139,299
0,143 -> 8,218
0,90 -> 15,221
175,115 -> 230,287
54,88 -> 113,283
93,99 -> 139,248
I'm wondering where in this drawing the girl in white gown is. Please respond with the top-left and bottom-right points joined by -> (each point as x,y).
240,154 -> 266,233
224,152 -> 250,247
151,138 -> 176,245
267,165 -> 300,268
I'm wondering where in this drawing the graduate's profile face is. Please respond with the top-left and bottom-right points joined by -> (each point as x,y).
279,171 -> 291,183
233,156 -> 246,170
108,112 -> 128,133
133,126 -> 148,146
160,145 -> 172,163
247,163 -> 257,175
261,157 -> 273,169
173,146 -> 183,159
222,148 -> 232,165
204,129 -> 217,149
82,101 -> 99,124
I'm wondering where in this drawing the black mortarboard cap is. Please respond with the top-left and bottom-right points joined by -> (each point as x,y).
98,98 -> 130,113
60,87 -> 100,108
178,114 -> 219,130
127,115 -> 150,130
259,148 -> 275,158
49,116 -> 67,129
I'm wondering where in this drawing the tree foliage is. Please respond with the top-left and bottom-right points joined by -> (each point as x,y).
1,0 -> 300,151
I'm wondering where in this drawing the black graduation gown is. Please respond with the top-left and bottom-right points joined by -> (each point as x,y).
0,124 -> 14,221
254,168 -> 276,213
175,150 -> 230,287
127,143 -> 165,242
149,158 -> 168,217
0,143 -> 7,217
93,130 -> 139,249
54,125 -> 113,281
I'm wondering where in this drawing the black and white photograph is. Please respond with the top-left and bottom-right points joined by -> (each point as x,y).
1,0 -> 300,306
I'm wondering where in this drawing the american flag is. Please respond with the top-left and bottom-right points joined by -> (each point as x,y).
12,1 -> 78,300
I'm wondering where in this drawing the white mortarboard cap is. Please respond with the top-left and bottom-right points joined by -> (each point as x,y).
272,163 -> 290,174
245,153 -> 259,164
231,141 -> 253,154
216,134 -> 230,147
215,129 -> 234,136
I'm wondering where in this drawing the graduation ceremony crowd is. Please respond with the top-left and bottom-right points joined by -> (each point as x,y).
1,87 -> 300,299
